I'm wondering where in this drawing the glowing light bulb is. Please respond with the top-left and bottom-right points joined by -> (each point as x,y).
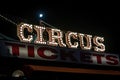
39,14 -> 43,18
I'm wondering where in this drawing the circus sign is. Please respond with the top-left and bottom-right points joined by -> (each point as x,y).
17,23 -> 105,52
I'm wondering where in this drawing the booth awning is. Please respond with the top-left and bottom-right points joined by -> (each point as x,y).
24,65 -> 120,75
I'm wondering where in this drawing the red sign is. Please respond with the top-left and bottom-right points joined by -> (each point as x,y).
4,41 -> 120,66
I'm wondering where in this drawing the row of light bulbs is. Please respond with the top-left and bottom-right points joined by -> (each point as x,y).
17,23 -> 105,52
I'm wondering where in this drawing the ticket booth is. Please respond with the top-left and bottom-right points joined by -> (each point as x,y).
0,39 -> 120,80
0,22 -> 120,80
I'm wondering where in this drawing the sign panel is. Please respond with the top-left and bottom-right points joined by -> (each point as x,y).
2,41 -> 119,67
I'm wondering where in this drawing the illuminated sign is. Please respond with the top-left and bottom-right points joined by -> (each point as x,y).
17,23 -> 105,52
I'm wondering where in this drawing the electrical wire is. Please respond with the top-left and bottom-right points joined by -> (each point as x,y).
0,14 -> 17,26
40,20 -> 57,28
0,13 -> 57,29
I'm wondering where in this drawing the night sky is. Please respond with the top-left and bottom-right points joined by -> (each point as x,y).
0,1 -> 120,53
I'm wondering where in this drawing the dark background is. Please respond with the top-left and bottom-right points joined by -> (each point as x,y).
0,1 -> 120,53
0,1 -> 120,79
